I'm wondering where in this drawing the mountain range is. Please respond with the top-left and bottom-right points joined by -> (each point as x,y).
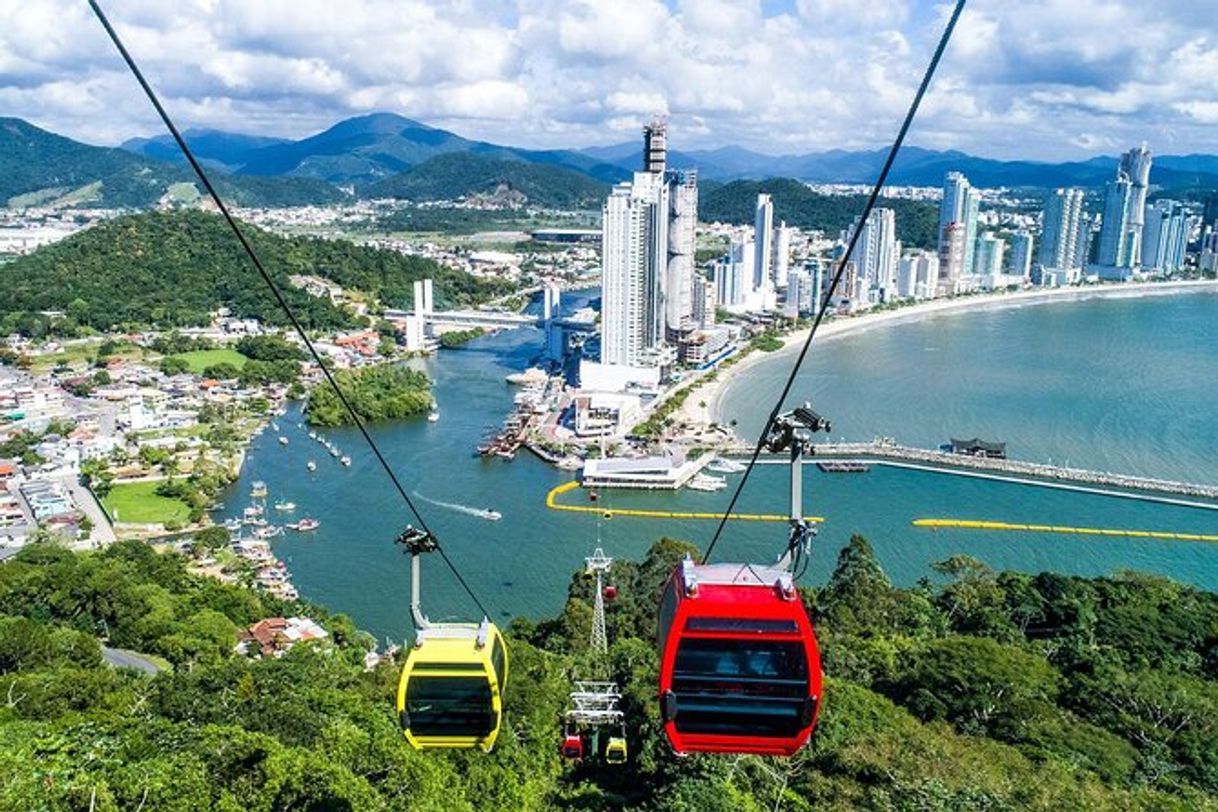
5,112 -> 1218,212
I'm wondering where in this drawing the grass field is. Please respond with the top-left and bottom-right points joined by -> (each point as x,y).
171,348 -> 248,374
103,481 -> 190,525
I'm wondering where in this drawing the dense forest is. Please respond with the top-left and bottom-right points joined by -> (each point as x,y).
364,153 -> 608,209
307,364 -> 433,426
0,211 -> 509,332
1,533 -> 1215,810
699,178 -> 941,250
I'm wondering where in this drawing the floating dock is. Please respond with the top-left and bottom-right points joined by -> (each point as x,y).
545,481 -> 823,524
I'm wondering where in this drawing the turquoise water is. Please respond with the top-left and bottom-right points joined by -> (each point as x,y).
224,289 -> 1218,641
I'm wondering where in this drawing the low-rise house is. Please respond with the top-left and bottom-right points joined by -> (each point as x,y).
236,616 -> 329,658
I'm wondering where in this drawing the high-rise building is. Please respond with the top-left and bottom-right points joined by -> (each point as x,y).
1141,200 -> 1189,272
939,172 -> 981,279
772,222 -> 792,289
783,270 -> 808,318
938,221 -> 966,293
1009,231 -> 1034,279
974,233 -> 1006,278
715,238 -> 752,309
1097,144 -> 1153,269
691,275 -> 716,327
599,119 -> 701,367
897,251 -> 940,299
665,169 -> 698,336
1038,188 -> 1085,273
754,194 -> 774,293
846,207 -> 899,303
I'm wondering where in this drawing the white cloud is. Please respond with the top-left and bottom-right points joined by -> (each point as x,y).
0,0 -> 1215,160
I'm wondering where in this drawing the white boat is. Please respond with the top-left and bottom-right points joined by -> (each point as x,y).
329,447 -> 340,457
254,525 -> 283,539
271,422 -> 280,431
306,460 -> 317,472
250,481 -> 268,498
340,456 -> 352,467
505,368 -> 548,385
427,409 -> 440,423
706,457 -> 746,474
308,431 -> 317,440
243,505 -> 264,519
223,518 -> 242,532
278,436 -> 289,445
274,501 -> 296,512
687,474 -> 728,492
291,518 -> 320,532
479,509 -> 502,521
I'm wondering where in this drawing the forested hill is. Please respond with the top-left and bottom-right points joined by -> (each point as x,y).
1,535 -> 1215,810
699,177 -> 941,250
363,153 -> 608,209
0,118 -> 347,209
0,210 -> 507,331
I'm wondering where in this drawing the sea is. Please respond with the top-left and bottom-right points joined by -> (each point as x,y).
220,287 -> 1218,641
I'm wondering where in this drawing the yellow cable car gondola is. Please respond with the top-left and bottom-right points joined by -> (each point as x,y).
394,528 -> 508,751
605,732 -> 628,764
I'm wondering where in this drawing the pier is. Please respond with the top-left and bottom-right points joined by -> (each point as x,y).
544,481 -> 823,523
734,441 -> 1218,504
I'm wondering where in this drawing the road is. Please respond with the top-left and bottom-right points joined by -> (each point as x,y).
101,646 -> 165,676
57,475 -> 117,545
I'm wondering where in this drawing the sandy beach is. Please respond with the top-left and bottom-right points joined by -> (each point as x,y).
670,278 -> 1218,430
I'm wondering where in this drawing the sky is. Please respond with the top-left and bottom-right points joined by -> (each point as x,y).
1,0 -> 1216,161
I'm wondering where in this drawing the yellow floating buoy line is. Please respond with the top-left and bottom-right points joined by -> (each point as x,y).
545,481 -> 824,524
913,518 -> 1218,543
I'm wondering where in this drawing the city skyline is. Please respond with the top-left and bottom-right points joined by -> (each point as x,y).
2,1 -> 1213,161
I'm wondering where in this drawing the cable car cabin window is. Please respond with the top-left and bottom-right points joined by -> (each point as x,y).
491,636 -> 506,688
405,676 -> 495,737
672,638 -> 809,737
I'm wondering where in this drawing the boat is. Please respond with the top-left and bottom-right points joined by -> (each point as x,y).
340,456 -> 352,467
505,368 -> 548,385
278,436 -> 289,445
242,505 -> 264,519
480,509 -> 502,521
308,431 -> 317,440
274,501 -> 297,512
306,460 -> 317,472
706,457 -> 746,474
330,447 -> 340,458
271,422 -> 280,431
427,409 -> 440,423
687,474 -> 728,492
250,481 -> 268,498
816,461 -> 870,473
223,518 -> 242,532
291,518 -> 320,532
254,525 -> 283,539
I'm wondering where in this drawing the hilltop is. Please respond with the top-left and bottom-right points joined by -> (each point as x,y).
0,210 -> 507,331
364,152 -> 607,208
0,535 -> 1215,809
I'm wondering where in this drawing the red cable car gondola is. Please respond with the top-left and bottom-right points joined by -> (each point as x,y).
561,732 -> 585,760
658,557 -> 822,756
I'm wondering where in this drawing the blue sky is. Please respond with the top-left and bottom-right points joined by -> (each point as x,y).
1,0 -> 1215,161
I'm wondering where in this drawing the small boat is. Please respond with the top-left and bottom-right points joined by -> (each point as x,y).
706,457 -> 746,474
480,509 -> 502,521
254,525 -> 283,539
271,422 -> 280,431
687,474 -> 728,492
291,518 -> 320,532
223,518 -> 242,532
278,436 -> 289,445
243,505 -> 264,519
340,456 -> 352,467
330,447 -> 340,458
308,431 -> 317,440
427,409 -> 440,423
306,461 -> 317,472
250,481 -> 268,498
274,501 -> 297,512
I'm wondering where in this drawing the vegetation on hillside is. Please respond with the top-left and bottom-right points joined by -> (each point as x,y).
438,327 -> 486,348
699,178 -> 940,249
0,535 -> 1215,810
0,117 -> 346,209
307,363 -> 432,426
365,153 -> 608,209
0,211 -> 508,332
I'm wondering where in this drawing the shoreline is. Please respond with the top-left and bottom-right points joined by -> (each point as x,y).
673,278 -> 1218,430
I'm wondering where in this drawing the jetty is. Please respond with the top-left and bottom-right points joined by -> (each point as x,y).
729,441 -> 1218,503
